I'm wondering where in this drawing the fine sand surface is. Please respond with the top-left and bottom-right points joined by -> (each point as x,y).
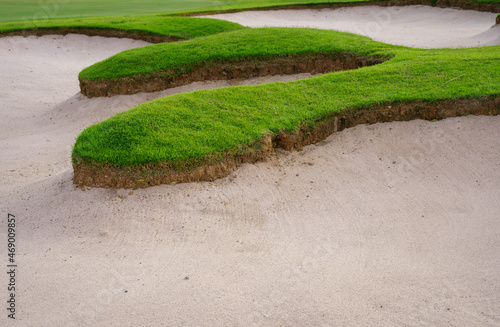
205,5 -> 500,48
1,6 -> 500,327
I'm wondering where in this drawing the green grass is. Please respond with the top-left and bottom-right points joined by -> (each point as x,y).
1,0 -> 497,39
0,0 -> 371,23
79,28 -> 393,81
72,27 -> 500,169
0,14 -> 244,40
2,0 -> 498,24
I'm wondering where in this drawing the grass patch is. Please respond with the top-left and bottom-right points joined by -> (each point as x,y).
0,14 -> 244,40
79,28 -> 393,81
72,27 -> 500,170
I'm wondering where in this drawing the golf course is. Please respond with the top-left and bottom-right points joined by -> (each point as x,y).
1,0 -> 499,326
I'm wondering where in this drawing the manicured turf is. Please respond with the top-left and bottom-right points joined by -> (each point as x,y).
79,28 -> 393,81
72,27 -> 500,169
0,0 -> 371,23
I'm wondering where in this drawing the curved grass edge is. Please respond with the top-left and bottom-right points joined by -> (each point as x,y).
1,0 -> 495,47
79,52 -> 389,97
0,27 -> 185,43
73,0 -> 500,98
0,16 -> 245,41
73,96 -> 500,189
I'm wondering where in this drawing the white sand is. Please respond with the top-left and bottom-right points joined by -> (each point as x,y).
204,5 -> 500,48
1,5 -> 500,326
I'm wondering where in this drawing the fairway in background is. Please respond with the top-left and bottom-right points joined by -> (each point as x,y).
0,0 -> 365,23
0,0 -> 218,22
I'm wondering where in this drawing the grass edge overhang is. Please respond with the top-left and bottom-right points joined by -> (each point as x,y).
78,52 -> 391,97
72,95 -> 500,189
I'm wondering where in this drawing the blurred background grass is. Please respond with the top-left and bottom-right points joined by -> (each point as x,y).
0,0 -> 366,23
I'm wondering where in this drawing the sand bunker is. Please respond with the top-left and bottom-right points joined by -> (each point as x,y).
0,34 -> 321,194
1,5 -> 499,326
204,5 -> 500,48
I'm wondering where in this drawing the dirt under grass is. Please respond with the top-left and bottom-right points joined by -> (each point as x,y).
79,53 -> 387,97
71,24 -> 500,188
73,96 -> 500,189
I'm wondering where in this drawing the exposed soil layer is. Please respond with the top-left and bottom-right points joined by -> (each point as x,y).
0,27 -> 183,43
73,96 -> 500,189
79,53 -> 387,97
184,0 -> 500,16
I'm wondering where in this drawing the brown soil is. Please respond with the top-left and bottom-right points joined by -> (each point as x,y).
72,96 -> 500,189
0,27 -> 183,43
79,53 -> 388,97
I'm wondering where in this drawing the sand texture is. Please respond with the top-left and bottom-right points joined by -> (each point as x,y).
205,5 -> 500,48
1,5 -> 500,327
